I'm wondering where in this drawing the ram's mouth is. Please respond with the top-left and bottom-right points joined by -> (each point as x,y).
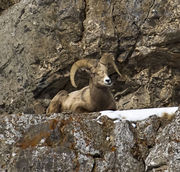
104,81 -> 112,87
105,82 -> 112,86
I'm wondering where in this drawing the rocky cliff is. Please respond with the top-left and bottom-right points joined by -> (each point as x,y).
0,0 -> 179,114
0,0 -> 180,171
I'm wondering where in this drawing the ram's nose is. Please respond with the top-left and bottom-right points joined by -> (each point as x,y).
104,77 -> 112,85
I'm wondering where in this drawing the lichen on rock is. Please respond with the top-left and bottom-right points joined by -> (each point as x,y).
0,109 -> 180,171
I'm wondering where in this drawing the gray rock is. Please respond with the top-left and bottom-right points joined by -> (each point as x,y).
145,111 -> 180,172
0,0 -> 85,114
0,0 -> 20,14
0,110 -> 179,171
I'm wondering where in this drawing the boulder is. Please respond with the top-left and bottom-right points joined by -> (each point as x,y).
0,109 -> 179,171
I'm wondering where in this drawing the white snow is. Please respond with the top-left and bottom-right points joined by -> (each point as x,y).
98,107 -> 178,122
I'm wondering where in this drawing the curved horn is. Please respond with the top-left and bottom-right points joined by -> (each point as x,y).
100,53 -> 122,77
70,59 -> 97,88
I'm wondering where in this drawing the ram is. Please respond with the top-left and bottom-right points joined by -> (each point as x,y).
46,53 -> 121,114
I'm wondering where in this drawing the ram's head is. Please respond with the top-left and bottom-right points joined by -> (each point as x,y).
70,53 -> 121,88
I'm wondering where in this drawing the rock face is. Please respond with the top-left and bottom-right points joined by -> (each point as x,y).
0,0 -> 20,14
0,0 -> 179,114
0,109 -> 180,171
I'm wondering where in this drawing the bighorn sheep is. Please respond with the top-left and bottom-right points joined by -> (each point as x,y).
46,53 -> 121,114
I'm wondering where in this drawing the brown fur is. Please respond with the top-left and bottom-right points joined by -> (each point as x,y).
46,54 -> 120,114
46,90 -> 68,114
160,112 -> 176,127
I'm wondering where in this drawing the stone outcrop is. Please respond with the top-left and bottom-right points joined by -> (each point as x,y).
0,109 -> 179,171
0,0 -> 179,114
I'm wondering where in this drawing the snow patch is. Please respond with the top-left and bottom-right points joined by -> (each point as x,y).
98,107 -> 178,122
